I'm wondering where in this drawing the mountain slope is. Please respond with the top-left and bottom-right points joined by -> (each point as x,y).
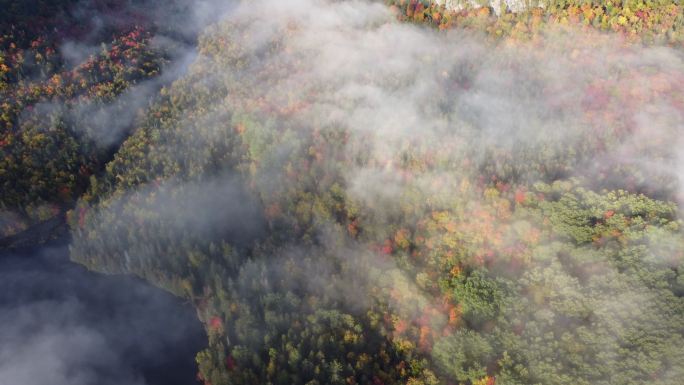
67,1 -> 684,385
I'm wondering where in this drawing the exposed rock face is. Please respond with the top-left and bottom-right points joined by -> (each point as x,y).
434,0 -> 531,15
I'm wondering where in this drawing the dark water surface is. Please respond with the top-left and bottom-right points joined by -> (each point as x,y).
0,240 -> 205,385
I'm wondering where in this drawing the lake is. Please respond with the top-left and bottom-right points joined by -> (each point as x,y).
0,239 -> 205,385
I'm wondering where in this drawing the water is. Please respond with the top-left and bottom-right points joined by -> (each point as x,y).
0,239 -> 205,385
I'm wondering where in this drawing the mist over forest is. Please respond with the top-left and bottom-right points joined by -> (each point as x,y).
3,1 -> 684,385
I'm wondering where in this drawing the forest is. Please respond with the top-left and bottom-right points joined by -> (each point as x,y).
3,1 -> 684,385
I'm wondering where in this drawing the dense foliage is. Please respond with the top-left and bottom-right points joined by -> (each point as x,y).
0,0 -> 181,237
4,0 -> 684,384
67,1 -> 684,385
389,0 -> 684,45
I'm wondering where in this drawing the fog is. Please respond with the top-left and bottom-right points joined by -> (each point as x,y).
6,0 -> 684,384
0,243 -> 205,385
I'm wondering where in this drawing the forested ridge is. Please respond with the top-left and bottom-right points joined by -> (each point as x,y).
391,0 -> 684,44
4,1 -> 684,385
0,0 -> 198,239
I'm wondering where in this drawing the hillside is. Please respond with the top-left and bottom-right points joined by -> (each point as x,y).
0,0 -> 220,241
63,1 -> 684,385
